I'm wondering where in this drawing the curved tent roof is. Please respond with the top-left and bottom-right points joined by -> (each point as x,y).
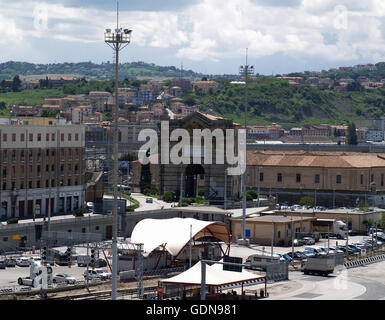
130,218 -> 230,258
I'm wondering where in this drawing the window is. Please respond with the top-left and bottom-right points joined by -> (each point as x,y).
52,133 -> 55,141
51,150 -> 55,156
336,175 -> 342,184
29,133 -> 33,142
95,226 -> 99,231
61,133 -> 64,141
277,173 -> 282,183
46,133 -> 49,141
46,164 -> 49,172
12,134 -> 16,142
371,174 -> 374,183
45,180 -> 49,188
11,150 -> 15,162
28,181 -> 32,189
2,182 -> 5,190
20,182 -> 23,190
360,174 -> 364,185
259,172 -> 264,182
51,179 -> 55,187
277,230 -> 281,239
20,133 -> 24,142
296,173 -> 301,183
20,150 -> 24,162
51,164 -> 55,172
2,150 -> 6,163
67,179 -> 71,186
75,133 -> 79,141
20,166 -> 24,176
2,133 -> 6,142
2,168 -> 6,179
37,165 -> 41,176
315,174 -> 320,184
37,180 -> 40,188
68,133 -> 71,141
37,134 -> 41,141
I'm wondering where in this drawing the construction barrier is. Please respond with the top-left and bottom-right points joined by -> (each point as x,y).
344,254 -> 385,269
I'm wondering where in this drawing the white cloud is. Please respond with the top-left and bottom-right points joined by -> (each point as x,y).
3,0 -> 385,72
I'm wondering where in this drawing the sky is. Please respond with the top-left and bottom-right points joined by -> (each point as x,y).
2,0 -> 385,75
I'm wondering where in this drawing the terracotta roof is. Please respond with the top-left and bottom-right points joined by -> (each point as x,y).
247,151 -> 385,168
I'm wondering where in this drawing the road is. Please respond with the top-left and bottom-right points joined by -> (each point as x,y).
130,193 -> 176,212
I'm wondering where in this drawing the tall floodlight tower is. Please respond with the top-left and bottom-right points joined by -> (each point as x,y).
239,49 -> 254,242
104,2 -> 132,300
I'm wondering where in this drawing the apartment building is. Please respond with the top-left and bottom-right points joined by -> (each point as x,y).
0,122 -> 86,219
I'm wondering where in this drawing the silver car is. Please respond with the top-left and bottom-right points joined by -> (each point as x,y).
53,273 -> 76,285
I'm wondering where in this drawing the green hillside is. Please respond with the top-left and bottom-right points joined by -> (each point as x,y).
0,61 -> 206,80
184,77 -> 385,127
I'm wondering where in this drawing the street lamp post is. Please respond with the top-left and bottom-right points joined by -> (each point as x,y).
104,8 -> 132,300
239,49 -> 254,242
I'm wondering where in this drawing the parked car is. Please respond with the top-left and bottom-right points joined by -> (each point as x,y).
336,246 -> 356,255
84,269 -> 112,281
53,273 -> 76,285
304,246 -> 327,257
5,258 -> 16,267
146,198 -> 153,204
287,251 -> 307,260
368,228 -> 383,236
302,237 -> 316,245
278,253 -> 293,262
16,257 -> 30,267
347,244 -> 361,253
0,259 -> 6,269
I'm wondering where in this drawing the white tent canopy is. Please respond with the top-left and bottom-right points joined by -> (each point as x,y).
161,260 -> 265,288
130,217 -> 230,258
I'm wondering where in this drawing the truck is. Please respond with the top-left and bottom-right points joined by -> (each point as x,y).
311,219 -> 347,239
17,260 -> 53,287
301,255 -> 335,276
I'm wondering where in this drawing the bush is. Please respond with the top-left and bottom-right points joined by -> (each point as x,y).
73,208 -> 84,217
246,190 -> 258,199
143,185 -> 158,196
7,218 -> 18,224
163,192 -> 175,203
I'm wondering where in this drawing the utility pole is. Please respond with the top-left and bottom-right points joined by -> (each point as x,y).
239,49 -> 254,242
104,2 -> 132,300
257,167 -> 261,207
179,172 -> 183,207
224,168 -> 227,210
189,224 -> 192,268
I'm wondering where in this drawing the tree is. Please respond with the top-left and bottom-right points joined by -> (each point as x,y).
346,122 -> 358,145
12,75 -> 21,92
299,196 -> 314,207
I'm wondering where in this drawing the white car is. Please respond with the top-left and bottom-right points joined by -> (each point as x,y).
84,268 -> 112,281
53,273 -> 76,285
16,257 -> 30,267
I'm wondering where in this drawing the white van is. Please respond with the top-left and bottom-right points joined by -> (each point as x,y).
244,253 -> 283,270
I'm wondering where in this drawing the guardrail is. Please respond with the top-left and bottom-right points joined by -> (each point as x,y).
344,254 -> 385,269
